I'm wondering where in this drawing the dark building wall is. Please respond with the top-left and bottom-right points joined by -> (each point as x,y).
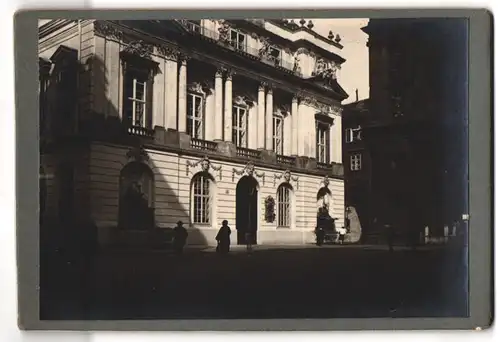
358,18 -> 468,237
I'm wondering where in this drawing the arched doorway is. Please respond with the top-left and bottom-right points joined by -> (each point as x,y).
235,176 -> 258,245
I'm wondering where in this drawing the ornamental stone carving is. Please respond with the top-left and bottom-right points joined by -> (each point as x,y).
273,169 -> 299,189
123,40 -> 154,59
312,58 -> 339,80
218,21 -> 231,44
94,21 -> 123,40
156,45 -> 179,61
186,156 -> 222,180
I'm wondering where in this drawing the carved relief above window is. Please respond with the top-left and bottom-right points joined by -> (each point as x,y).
94,20 -> 123,41
155,44 -> 180,61
122,40 -> 154,60
188,81 -> 213,96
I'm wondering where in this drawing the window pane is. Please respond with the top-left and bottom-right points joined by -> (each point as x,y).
195,120 -> 202,139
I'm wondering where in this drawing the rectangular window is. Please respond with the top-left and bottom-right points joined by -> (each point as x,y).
229,29 -> 246,51
346,127 -> 362,143
316,122 -> 330,164
232,105 -> 247,147
350,153 -> 362,171
277,186 -> 291,228
273,114 -> 284,154
187,93 -> 204,139
124,66 -> 150,128
193,175 -> 211,224
269,46 -> 281,66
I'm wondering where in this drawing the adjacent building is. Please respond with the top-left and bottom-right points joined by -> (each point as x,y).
39,19 -> 350,246
342,18 -> 468,240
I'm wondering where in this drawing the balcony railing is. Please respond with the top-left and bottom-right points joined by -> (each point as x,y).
179,20 -> 301,76
277,154 -> 296,166
236,146 -> 261,160
128,125 -> 155,138
190,138 -> 218,152
317,162 -> 331,171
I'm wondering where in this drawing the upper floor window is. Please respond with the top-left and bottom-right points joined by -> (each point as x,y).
230,29 -> 246,51
123,65 -> 152,128
346,126 -> 362,143
187,93 -> 204,139
269,46 -> 281,66
350,153 -> 362,171
273,113 -> 284,154
232,105 -> 248,147
316,122 -> 330,164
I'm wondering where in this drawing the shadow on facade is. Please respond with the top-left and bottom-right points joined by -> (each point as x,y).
39,52 -> 208,319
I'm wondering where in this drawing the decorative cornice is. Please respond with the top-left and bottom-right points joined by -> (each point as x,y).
232,162 -> 265,184
273,169 -> 299,189
156,45 -> 179,61
94,21 -> 123,41
186,155 -> 222,180
122,40 -> 154,59
178,53 -> 191,64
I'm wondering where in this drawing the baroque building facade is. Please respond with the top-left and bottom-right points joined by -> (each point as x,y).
39,19 -> 348,246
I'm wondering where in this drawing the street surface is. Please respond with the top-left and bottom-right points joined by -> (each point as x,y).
40,243 -> 468,320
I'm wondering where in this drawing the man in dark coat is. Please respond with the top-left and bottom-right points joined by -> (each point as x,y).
173,221 -> 188,255
216,220 -> 231,254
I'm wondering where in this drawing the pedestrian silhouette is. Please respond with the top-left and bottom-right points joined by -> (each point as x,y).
216,220 -> 231,254
173,221 -> 188,255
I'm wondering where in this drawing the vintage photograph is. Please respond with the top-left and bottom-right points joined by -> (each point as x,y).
38,17 -> 469,320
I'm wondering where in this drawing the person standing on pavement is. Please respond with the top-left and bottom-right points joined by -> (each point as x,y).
385,223 -> 395,252
216,220 -> 231,254
173,221 -> 188,255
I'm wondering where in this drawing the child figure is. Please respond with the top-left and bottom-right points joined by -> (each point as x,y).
216,220 -> 231,254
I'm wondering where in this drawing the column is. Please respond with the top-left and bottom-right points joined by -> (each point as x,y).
297,101 -> 307,156
213,68 -> 224,140
283,112 -> 292,156
257,83 -> 266,149
309,115 -> 316,159
248,103 -> 258,149
265,87 -> 274,150
177,57 -> 188,133
164,51 -> 178,130
329,121 -> 336,163
223,71 -> 233,142
152,55 -> 164,128
291,96 -> 298,156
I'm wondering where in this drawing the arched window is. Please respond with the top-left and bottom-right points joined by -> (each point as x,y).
119,162 -> 154,230
191,173 -> 213,224
277,184 -> 292,228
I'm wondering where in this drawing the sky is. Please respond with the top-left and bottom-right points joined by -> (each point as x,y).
309,18 -> 370,104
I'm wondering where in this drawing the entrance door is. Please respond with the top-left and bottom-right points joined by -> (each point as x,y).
235,176 -> 258,245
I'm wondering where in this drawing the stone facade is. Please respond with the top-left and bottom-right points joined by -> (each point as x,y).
39,19 -> 349,246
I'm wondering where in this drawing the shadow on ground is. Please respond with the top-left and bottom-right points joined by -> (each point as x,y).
41,243 -> 468,320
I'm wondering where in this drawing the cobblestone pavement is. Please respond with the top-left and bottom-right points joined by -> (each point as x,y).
40,243 -> 468,320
